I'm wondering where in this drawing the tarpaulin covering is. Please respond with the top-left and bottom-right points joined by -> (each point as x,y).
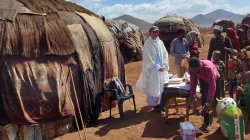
76,12 -> 127,111
0,0 -> 21,21
81,22 -> 102,96
76,12 -> 119,80
80,21 -> 104,121
0,56 -> 84,124
100,41 -> 119,79
67,24 -> 92,71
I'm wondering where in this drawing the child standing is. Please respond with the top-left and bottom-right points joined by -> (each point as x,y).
212,51 -> 225,98
244,71 -> 250,120
227,49 -> 241,100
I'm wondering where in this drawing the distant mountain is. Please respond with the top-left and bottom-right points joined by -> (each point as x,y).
192,9 -> 244,28
114,15 -> 152,31
192,14 -> 215,28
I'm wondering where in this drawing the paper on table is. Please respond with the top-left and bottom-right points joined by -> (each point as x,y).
168,78 -> 184,84
167,82 -> 200,92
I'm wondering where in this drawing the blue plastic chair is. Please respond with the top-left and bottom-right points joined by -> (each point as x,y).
103,80 -> 136,120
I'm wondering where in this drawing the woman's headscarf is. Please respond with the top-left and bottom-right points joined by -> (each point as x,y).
243,24 -> 250,30
237,29 -> 244,37
226,28 -> 240,51
186,31 -> 198,46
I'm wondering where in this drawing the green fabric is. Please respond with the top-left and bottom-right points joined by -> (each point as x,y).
244,83 -> 250,94
244,93 -> 250,115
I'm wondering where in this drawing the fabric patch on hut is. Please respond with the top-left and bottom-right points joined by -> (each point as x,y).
76,12 -> 119,79
67,24 -> 92,71
45,13 -> 75,55
2,56 -> 76,124
0,0 -> 22,21
58,11 -> 85,25
81,22 -> 102,96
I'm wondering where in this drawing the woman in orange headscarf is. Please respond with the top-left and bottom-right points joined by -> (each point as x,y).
226,28 -> 240,52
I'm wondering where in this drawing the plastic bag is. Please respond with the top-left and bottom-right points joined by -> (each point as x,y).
216,98 -> 245,140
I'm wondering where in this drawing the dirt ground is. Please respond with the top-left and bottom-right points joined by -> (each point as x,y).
56,33 -> 250,140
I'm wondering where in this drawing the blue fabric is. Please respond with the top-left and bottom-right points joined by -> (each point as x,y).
229,79 -> 237,93
151,41 -> 163,73
170,38 -> 190,65
156,52 -> 163,66
120,93 -> 134,100
110,77 -> 125,99
147,94 -> 159,106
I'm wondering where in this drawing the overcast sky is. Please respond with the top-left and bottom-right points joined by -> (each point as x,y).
72,0 -> 250,23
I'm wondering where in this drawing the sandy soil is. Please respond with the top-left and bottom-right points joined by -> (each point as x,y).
56,33 -> 250,140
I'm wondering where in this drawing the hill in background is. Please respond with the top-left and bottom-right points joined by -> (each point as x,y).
114,14 -> 152,31
192,9 -> 244,28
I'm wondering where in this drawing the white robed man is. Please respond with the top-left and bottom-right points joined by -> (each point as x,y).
136,26 -> 169,112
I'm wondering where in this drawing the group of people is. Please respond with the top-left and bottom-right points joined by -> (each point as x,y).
136,23 -> 250,133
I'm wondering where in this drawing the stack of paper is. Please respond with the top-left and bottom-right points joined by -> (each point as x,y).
169,78 -> 184,84
167,82 -> 200,92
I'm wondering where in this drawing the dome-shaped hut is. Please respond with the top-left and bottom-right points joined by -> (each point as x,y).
242,14 -> 250,27
105,19 -> 144,63
154,15 -> 204,53
212,19 -> 235,32
0,0 -> 125,139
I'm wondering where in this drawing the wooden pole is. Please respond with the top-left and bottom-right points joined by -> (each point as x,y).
63,67 -> 83,140
70,69 -> 87,140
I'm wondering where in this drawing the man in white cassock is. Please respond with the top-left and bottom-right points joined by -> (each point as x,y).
136,26 -> 169,112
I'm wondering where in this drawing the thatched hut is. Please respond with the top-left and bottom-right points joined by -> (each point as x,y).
105,19 -> 144,64
0,0 -> 125,139
154,15 -> 204,53
242,14 -> 250,26
212,19 -> 235,32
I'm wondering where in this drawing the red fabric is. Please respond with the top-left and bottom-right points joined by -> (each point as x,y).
227,28 -> 240,51
228,59 -> 233,69
189,42 -> 199,58
1,56 -> 80,124
189,42 -> 199,50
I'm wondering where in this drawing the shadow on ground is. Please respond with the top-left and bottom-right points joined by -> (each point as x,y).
93,106 -> 190,139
